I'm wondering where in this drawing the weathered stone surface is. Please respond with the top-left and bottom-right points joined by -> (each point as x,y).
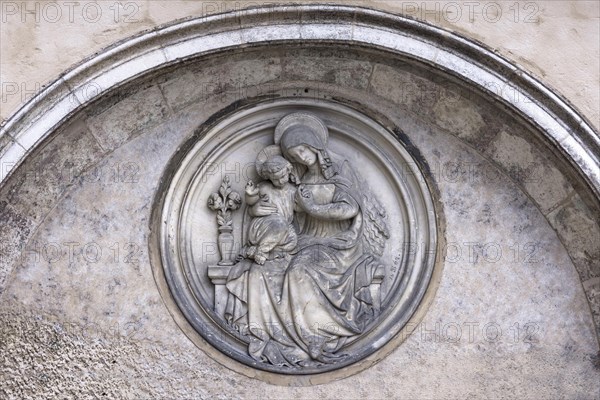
1,85 -> 597,396
547,194 -> 600,282
0,121 -> 104,222
1,303 -> 276,399
369,63 -> 443,112
86,85 -> 170,152
160,56 -> 282,112
239,4 -> 302,27
0,119 -> 105,225
0,39 -> 598,396
1,302 -> 598,398
240,22 -> 301,43
432,92 -> 485,139
583,278 -> 600,339
0,119 -> 105,296
0,202 -> 34,294
368,62 -> 505,152
3,300 -> 597,400
282,49 -> 372,90
486,131 -> 574,214
0,134 -> 13,158
2,2 -> 597,132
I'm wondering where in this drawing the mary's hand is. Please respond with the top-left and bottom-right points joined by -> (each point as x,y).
295,184 -> 315,212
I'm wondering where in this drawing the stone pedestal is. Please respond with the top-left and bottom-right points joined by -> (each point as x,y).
207,265 -> 232,318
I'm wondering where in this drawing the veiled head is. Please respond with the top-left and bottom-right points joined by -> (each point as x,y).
276,112 -> 335,179
280,124 -> 325,158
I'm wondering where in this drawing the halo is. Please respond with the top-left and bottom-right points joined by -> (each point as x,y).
255,145 -> 283,179
274,112 -> 329,146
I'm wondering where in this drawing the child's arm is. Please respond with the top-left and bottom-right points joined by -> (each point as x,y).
248,183 -> 277,217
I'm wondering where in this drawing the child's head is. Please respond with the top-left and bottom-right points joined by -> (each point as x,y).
259,155 -> 292,188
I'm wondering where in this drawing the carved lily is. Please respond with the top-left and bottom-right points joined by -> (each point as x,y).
208,176 -> 241,230
226,191 -> 242,211
207,192 -> 224,211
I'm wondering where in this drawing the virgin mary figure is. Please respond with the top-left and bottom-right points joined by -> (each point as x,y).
225,112 -> 389,367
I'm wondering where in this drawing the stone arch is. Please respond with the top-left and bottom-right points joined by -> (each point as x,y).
0,3 -> 598,367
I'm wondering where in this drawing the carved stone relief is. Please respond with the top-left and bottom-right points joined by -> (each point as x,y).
157,100 -> 438,377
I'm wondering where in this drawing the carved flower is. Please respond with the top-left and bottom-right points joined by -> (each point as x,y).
226,191 -> 242,211
207,193 -> 223,211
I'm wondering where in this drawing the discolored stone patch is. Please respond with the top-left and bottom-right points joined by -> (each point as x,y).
0,202 -> 34,293
0,119 -> 105,225
583,278 -> 600,339
486,131 -> 574,215
86,85 -> 170,152
547,194 -> 600,282
282,49 -> 372,90
160,55 -> 282,113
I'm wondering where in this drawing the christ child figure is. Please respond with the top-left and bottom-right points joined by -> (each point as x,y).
244,153 -> 298,265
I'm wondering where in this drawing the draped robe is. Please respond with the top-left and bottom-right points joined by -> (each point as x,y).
225,157 -> 378,367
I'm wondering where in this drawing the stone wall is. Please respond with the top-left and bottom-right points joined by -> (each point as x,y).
1,2 -> 599,398
1,1 -> 598,129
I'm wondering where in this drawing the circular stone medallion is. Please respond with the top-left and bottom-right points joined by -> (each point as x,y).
154,99 -> 439,380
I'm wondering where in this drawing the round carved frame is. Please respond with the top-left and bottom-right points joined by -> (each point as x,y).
153,99 -> 440,382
